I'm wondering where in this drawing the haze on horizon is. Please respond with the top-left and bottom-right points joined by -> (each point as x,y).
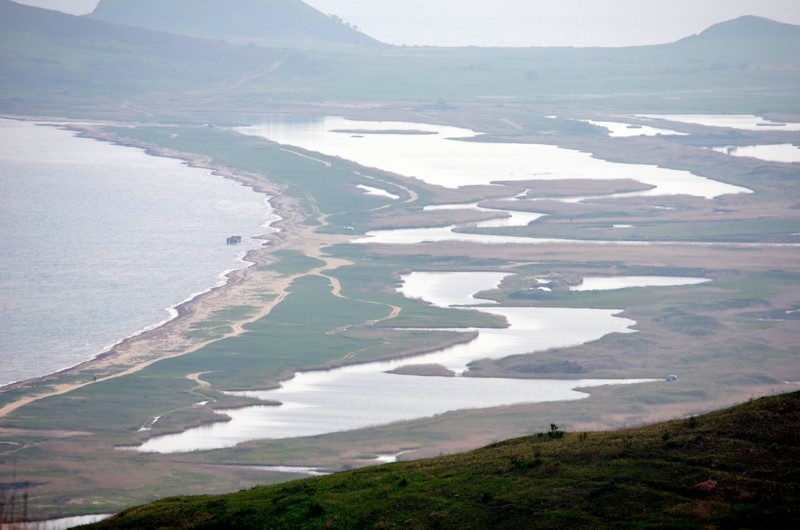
13,0 -> 800,47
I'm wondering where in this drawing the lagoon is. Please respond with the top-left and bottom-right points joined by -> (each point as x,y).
425,202 -> 545,228
237,117 -> 748,198
581,120 -> 688,137
571,276 -> 711,291
137,271 -> 653,453
637,114 -> 800,132
711,144 -> 800,163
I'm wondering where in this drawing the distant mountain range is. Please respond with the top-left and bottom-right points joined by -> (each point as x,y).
2,0 -> 799,115
86,0 -> 382,48
0,1 -> 314,101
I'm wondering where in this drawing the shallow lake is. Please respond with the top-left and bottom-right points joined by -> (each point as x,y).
711,144 -> 800,163
236,117 -> 748,198
571,276 -> 711,291
137,271 -> 654,453
637,114 -> 800,132
581,119 -> 687,137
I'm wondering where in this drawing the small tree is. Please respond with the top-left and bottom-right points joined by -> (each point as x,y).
547,423 -> 565,439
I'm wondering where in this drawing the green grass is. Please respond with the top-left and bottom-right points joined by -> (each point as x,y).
105,126 -> 422,224
88,391 -> 800,529
267,250 -> 326,275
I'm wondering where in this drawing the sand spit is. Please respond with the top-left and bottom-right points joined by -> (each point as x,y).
0,123 -> 352,418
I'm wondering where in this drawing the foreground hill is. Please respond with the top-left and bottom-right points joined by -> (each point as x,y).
86,0 -> 382,49
89,392 -> 800,529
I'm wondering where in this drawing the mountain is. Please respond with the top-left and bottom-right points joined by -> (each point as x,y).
86,392 -> 800,529
2,1 -> 799,115
0,0 -> 316,109
671,15 -> 800,61
684,15 -> 800,42
86,0 -> 382,49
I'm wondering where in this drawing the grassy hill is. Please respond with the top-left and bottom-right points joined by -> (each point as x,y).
87,392 -> 800,529
87,0 -> 382,49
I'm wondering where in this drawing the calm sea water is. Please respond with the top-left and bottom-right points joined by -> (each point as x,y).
0,119 -> 277,387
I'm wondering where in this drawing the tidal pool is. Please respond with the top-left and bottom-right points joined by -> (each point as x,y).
236,117 -> 748,198
137,272 -> 653,453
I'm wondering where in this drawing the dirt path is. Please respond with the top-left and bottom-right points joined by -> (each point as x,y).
186,372 -> 212,390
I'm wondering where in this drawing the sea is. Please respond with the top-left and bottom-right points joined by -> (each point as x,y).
0,119 -> 277,387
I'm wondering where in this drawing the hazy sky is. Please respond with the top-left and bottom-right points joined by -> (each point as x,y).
13,0 -> 800,47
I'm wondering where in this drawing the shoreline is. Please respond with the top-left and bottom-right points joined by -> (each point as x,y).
0,120 -> 336,416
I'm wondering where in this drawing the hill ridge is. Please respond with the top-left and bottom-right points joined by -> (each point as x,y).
676,14 -> 800,45
86,0 -> 382,48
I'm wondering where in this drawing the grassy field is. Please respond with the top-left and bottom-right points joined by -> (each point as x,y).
1,110 -> 798,519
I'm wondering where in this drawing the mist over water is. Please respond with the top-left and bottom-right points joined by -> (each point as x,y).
0,120 -> 276,386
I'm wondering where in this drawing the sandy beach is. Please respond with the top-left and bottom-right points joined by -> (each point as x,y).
0,123 -> 353,417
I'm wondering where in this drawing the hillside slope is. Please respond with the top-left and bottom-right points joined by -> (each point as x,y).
89,392 -> 800,529
2,5 -> 799,114
86,0 -> 382,48
670,15 -> 800,62
0,0 -> 316,109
